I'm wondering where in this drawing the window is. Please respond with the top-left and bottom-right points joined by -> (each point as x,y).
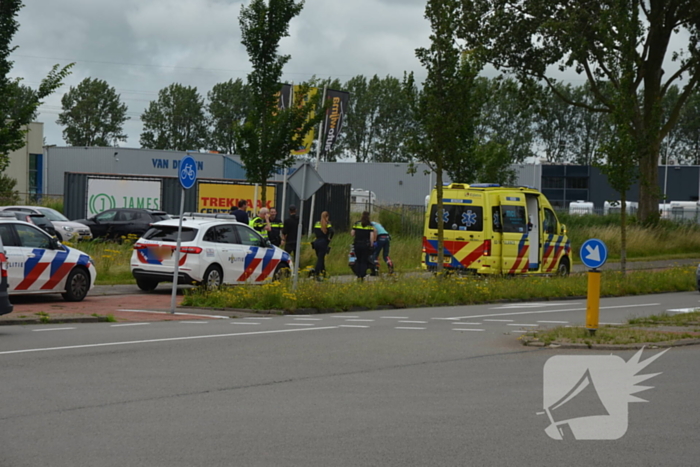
28,154 -> 42,197
143,226 -> 198,242
566,177 -> 589,189
543,177 -> 564,189
234,225 -> 265,246
95,210 -> 117,222
15,224 -> 51,249
492,207 -> 502,232
543,209 -> 558,235
501,205 -> 527,233
203,225 -> 237,244
0,224 -> 18,247
428,205 -> 484,231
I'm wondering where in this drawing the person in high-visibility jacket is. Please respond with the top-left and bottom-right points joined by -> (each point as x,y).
312,211 -> 334,280
351,211 -> 376,280
249,207 -> 271,239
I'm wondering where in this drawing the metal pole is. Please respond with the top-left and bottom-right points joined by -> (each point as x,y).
307,84 -> 328,238
292,166 -> 308,291
663,156 -> 669,217
281,169 -> 288,213
169,187 -> 186,314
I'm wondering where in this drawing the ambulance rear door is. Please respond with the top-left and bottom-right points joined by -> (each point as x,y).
499,194 -> 530,274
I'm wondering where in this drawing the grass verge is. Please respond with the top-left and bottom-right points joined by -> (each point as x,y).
523,326 -> 699,347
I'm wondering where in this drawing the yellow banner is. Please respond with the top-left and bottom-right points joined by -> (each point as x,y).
198,183 -> 277,214
291,85 -> 317,156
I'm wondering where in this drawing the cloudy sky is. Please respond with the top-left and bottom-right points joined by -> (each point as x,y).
11,0 -> 434,148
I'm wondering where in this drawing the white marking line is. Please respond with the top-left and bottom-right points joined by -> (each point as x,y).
667,308 -> 699,313
600,322 -> 623,325
490,302 -> 580,309
245,317 -> 272,320
452,322 -> 482,325
346,319 -> 375,322
452,328 -> 485,332
332,315 -> 359,319
294,318 -> 322,321
537,321 -> 569,324
483,319 -> 514,322
231,322 -> 260,325
507,324 -> 539,327
395,327 -> 426,330
118,309 -> 229,319
380,316 -> 409,319
0,327 -> 339,356
339,325 -> 370,328
32,327 -> 76,332
447,303 -> 661,320
398,320 -> 427,324
285,323 -> 315,327
180,321 -> 208,324
110,323 -> 150,327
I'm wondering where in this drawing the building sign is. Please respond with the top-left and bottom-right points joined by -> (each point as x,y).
87,178 -> 161,215
151,158 -> 204,171
198,183 -> 276,213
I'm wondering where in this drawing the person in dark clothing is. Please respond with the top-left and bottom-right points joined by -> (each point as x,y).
230,199 -> 249,224
268,207 -> 283,247
282,205 -> 299,255
351,211 -> 376,280
312,211 -> 334,280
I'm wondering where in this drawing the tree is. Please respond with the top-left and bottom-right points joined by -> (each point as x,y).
339,75 -> 382,162
372,75 -> 417,162
140,83 -> 208,151
234,0 -> 322,205
57,78 -> 129,146
1,0 -> 72,170
459,0 -> 700,223
409,0 -> 482,271
207,78 -> 250,154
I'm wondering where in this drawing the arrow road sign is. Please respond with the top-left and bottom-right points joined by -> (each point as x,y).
580,238 -> 608,269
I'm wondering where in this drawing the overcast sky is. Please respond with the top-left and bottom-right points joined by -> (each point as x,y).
11,0 -> 434,148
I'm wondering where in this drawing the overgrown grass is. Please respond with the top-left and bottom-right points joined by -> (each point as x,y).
526,326 -> 698,346
627,310 -> 700,326
182,266 -> 696,312
64,236 -> 139,285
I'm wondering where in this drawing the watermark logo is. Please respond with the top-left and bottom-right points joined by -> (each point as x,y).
540,348 -> 667,440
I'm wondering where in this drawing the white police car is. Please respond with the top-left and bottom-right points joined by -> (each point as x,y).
130,215 -> 292,291
0,217 -> 96,301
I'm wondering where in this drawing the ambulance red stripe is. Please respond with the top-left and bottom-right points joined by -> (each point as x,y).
459,242 -> 488,268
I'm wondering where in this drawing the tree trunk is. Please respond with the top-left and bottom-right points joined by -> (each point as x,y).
637,142 -> 661,224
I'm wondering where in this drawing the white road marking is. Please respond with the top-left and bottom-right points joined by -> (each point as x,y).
180,321 -> 208,324
490,302 -> 580,309
285,323 -> 315,326
452,328 -> 485,332
399,320 -> 427,324
332,315 -> 359,319
231,322 -> 260,325
245,317 -> 272,320
110,323 -> 150,327
0,327 -> 339,355
395,327 -> 426,330
507,324 -> 539,327
446,303 -> 661,320
667,308 -> 699,313
346,319 -> 375,322
483,319 -> 514,322
339,325 -> 370,328
537,320 -> 569,324
32,327 -> 76,332
452,322 -> 481,325
380,316 -> 409,319
118,309 -> 229,319
600,322 -> 623,325
294,318 -> 322,321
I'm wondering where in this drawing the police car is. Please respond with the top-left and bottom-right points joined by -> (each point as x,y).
130,215 -> 292,291
0,216 -> 96,301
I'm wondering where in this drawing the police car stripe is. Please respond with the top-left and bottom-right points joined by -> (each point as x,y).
41,261 -> 75,290
49,250 -> 69,276
17,250 -> 50,290
254,249 -> 277,282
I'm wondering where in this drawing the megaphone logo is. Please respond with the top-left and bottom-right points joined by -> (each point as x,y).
540,348 -> 667,440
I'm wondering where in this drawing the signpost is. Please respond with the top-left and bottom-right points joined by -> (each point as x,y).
286,163 -> 324,289
170,154 -> 197,314
580,238 -> 608,335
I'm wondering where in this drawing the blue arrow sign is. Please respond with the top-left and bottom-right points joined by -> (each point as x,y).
580,238 -> 608,269
179,154 -> 197,190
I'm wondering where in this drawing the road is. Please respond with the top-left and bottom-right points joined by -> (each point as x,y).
1,292 -> 699,466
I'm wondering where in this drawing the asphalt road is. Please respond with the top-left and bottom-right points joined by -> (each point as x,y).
1,292 -> 699,466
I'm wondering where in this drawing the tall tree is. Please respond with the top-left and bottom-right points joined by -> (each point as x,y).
340,75 -> 382,162
409,0 -> 481,271
234,0 -> 321,204
459,0 -> 700,223
373,75 -> 417,163
57,77 -> 129,146
1,0 -> 72,171
140,83 -> 208,151
676,87 -> 700,164
207,78 -> 250,154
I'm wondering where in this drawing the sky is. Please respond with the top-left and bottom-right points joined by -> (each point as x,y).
11,0 -> 434,148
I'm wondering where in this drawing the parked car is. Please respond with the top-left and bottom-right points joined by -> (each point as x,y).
0,217 -> 96,301
0,205 -> 92,242
0,211 -> 58,237
75,208 -> 171,240
130,215 -> 292,291
0,234 -> 13,316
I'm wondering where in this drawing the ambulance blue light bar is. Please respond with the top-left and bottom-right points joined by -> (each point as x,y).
470,183 -> 500,187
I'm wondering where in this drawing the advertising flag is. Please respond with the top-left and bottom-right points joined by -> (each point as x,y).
291,85 -> 317,156
322,89 -> 350,155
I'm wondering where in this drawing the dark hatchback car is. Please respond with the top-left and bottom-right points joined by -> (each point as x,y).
0,211 -> 58,237
75,209 -> 171,240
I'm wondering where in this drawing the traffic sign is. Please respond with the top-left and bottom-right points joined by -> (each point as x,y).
580,238 -> 608,269
287,163 -> 324,201
179,154 -> 198,190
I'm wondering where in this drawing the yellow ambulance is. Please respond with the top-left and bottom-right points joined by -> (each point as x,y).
422,183 -> 571,275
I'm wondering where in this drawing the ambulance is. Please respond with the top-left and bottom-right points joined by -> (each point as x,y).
422,183 -> 571,275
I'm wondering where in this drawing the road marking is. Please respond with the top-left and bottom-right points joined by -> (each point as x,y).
395,327 -> 426,330
537,321 -> 569,324
452,328 -> 485,332
231,322 -> 260,325
346,319 -> 375,322
380,316 -> 409,319
667,308 -> 699,313
507,324 -> 539,327
180,321 -> 208,324
294,318 -> 322,321
0,327 -> 340,356
32,327 -> 76,332
339,325 -> 370,328
490,302 -> 580,309
445,303 -> 661,320
285,323 -> 315,326
118,309 -> 229,319
600,322 -> 623,325
245,317 -> 272,320
111,323 -> 150,327
452,322 -> 481,325
483,319 -> 514,322
332,315 -> 359,319
398,320 -> 427,324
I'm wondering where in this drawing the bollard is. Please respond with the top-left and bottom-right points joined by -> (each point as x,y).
586,270 -> 601,335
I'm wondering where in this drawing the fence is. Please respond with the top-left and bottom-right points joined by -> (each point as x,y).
351,203 -> 425,237
0,192 -> 64,206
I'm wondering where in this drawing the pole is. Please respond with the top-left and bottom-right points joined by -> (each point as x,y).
292,167 -> 308,291
170,187 -> 186,314
585,270 -> 601,335
307,84 -> 328,238
281,169 -> 288,214
663,156 -> 669,217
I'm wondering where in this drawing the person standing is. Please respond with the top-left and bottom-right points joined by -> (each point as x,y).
282,205 -> 300,255
268,207 -> 283,247
351,211 -> 376,280
371,220 -> 394,273
312,211 -> 334,280
249,207 -> 271,239
230,199 -> 249,225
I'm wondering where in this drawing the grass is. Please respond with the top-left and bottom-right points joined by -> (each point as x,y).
627,310 -> 700,326
181,266 -> 696,312
525,326 -> 698,347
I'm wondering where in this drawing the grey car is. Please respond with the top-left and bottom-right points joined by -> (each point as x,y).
0,206 -> 92,242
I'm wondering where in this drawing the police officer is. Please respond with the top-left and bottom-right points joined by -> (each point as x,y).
312,211 -> 334,280
268,207 -> 283,247
351,211 -> 376,280
282,205 -> 299,255
249,207 -> 271,239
